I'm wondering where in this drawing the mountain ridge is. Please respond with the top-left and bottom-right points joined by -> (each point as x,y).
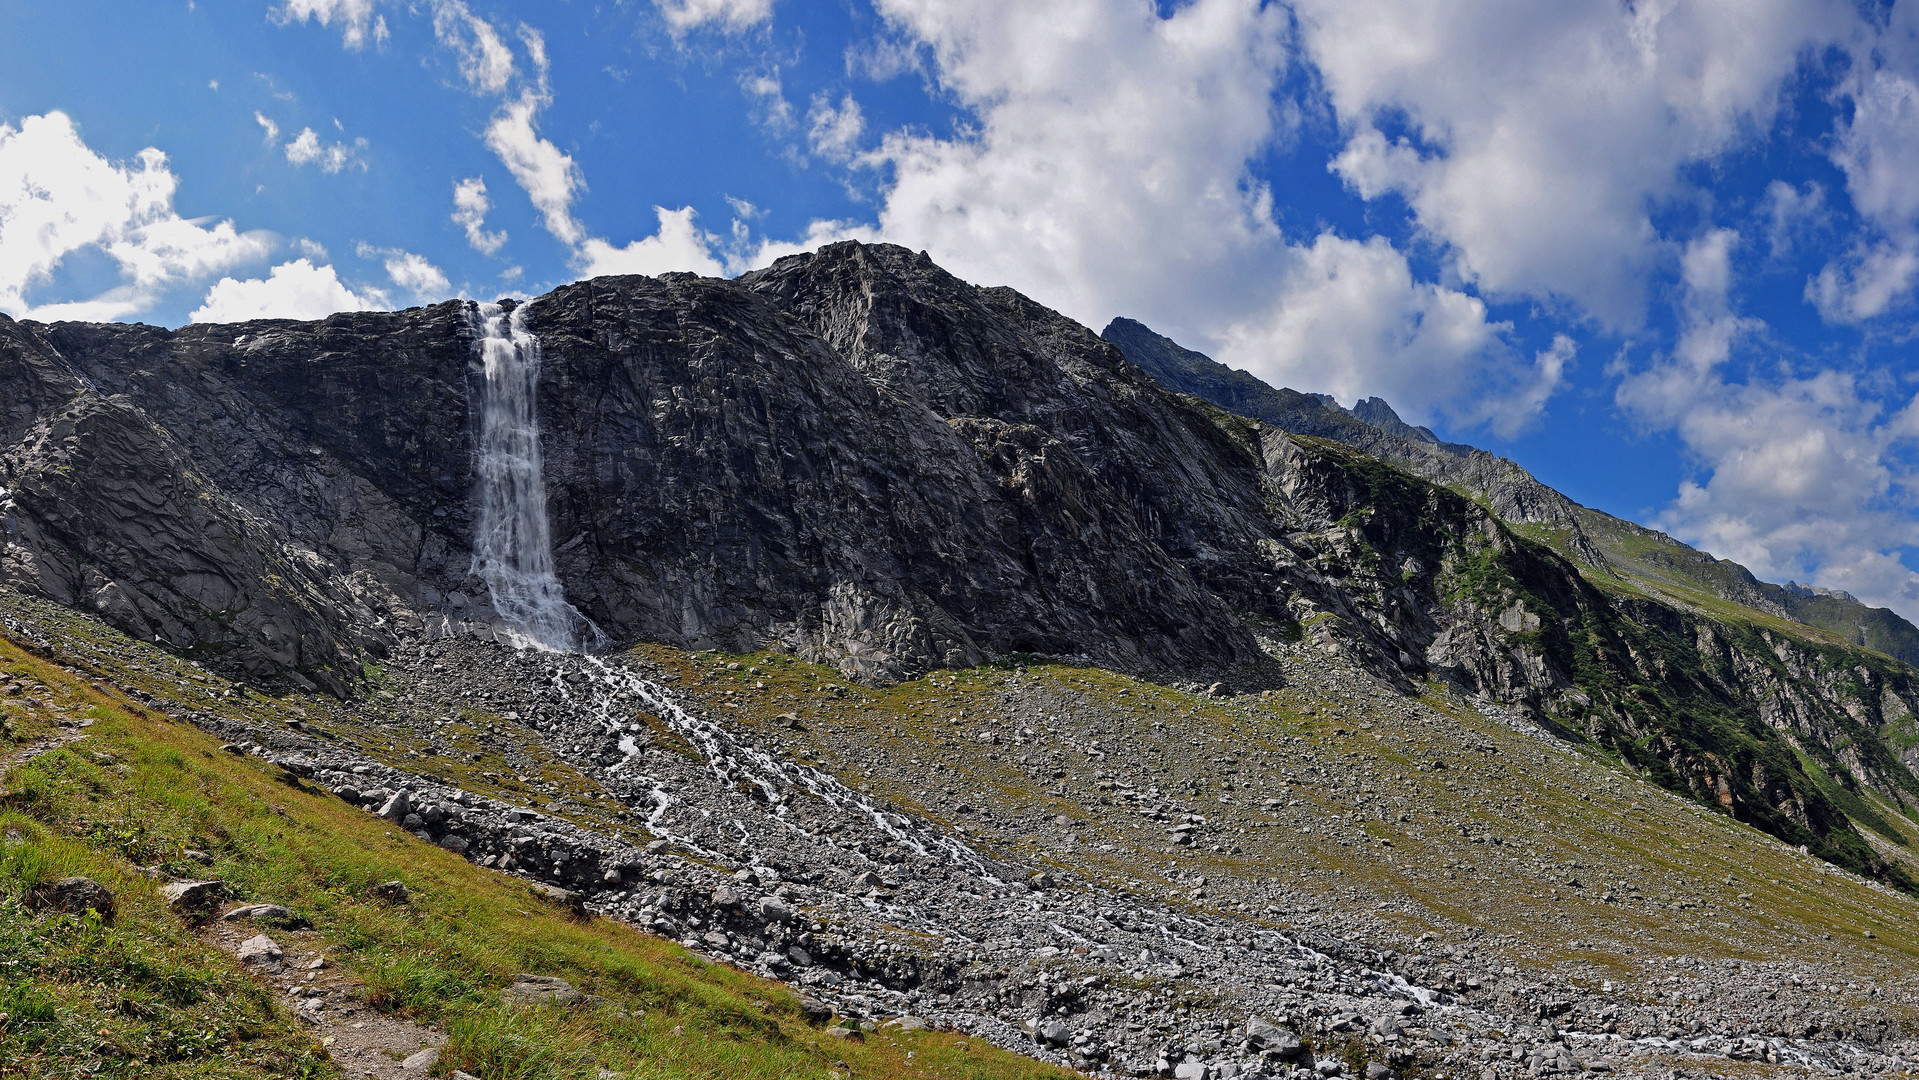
1099,315 -> 1919,668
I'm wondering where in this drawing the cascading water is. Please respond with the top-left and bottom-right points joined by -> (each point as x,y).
469,300 -> 600,652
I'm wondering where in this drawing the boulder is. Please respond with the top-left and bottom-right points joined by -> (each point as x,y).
502,974 -> 584,1007
25,876 -> 115,919
528,882 -> 586,916
370,880 -> 409,903
161,879 -> 224,917
236,933 -> 285,973
221,903 -> 298,924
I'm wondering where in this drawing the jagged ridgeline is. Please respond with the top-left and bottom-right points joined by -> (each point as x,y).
2,240 -> 1918,891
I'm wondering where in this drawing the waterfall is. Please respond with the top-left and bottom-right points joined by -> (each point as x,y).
469,300 -> 600,652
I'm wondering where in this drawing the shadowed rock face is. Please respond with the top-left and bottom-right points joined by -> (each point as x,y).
0,244 -> 1291,685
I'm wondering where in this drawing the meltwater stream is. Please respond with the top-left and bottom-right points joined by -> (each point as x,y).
469,301 -> 601,652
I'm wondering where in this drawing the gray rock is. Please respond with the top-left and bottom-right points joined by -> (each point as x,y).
529,882 -> 585,915
796,996 -> 832,1024
25,876 -> 114,919
436,834 -> 470,854
370,880 -> 409,903
1247,1017 -> 1304,1058
401,1047 -> 439,1072
1037,1019 -> 1073,1047
502,974 -> 584,1007
221,903 -> 296,924
378,790 -> 413,822
236,933 -> 284,973
161,879 -> 224,916
760,897 -> 791,923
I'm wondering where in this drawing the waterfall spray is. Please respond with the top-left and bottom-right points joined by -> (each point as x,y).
469,300 -> 600,652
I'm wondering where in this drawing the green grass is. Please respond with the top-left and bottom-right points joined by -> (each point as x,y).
0,600 -> 1076,1080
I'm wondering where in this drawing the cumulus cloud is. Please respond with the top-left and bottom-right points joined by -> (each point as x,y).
189,258 -> 380,322
273,0 -> 388,49
1617,229 -> 1919,619
485,89 -> 584,245
576,207 -> 726,278
725,0 -> 1549,433
283,126 -> 367,173
354,242 -> 452,303
1295,0 -> 1857,327
807,92 -> 865,163
0,111 -> 271,319
1216,233 -> 1567,436
452,177 -> 506,254
654,0 -> 774,35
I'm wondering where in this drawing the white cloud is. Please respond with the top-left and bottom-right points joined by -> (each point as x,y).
1813,39 -> 1919,321
354,242 -> 452,303
430,0 -> 517,95
273,0 -> 389,49
722,0 -> 1543,433
1295,0 -> 1858,327
1617,228 -> 1919,621
1216,233 -> 1565,436
484,91 -> 584,246
743,69 -> 795,133
654,0 -> 774,35
576,207 -> 726,278
283,127 -> 367,173
807,92 -> 865,163
1806,238 -> 1919,323
254,111 -> 280,144
0,111 -> 271,319
452,176 -> 507,254
189,258 -> 380,322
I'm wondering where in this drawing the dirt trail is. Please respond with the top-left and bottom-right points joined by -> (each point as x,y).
204,914 -> 448,1079
0,718 -> 94,773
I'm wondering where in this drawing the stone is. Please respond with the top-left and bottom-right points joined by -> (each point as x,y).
760,897 -> 791,923
1369,1014 -> 1401,1038
1247,1017 -> 1304,1058
895,1015 -> 928,1032
1037,1019 -> 1073,1047
797,996 -> 832,1024
181,849 -> 213,865
711,885 -> 740,907
221,903 -> 300,925
370,880 -> 409,903
236,933 -> 285,973
824,1026 -> 860,1040
1365,1065 -> 1393,1080
25,876 -> 115,919
787,945 -> 814,967
377,789 -> 412,822
1173,1063 -> 1209,1080
436,834 -> 470,854
161,879 -> 224,916
401,1047 -> 440,1072
529,882 -> 586,915
502,974 -> 584,1007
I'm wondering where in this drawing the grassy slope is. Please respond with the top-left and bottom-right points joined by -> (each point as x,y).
666,647 -> 1919,1019
0,591 -> 1074,1080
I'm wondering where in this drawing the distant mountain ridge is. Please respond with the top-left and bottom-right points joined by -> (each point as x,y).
1100,316 -> 1919,669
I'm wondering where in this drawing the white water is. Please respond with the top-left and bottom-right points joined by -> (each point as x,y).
469,301 -> 600,652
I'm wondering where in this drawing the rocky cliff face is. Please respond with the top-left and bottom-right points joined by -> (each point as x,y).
3,241 -> 1919,888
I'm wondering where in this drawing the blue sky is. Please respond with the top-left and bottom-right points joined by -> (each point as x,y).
5,1 -> 1919,621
